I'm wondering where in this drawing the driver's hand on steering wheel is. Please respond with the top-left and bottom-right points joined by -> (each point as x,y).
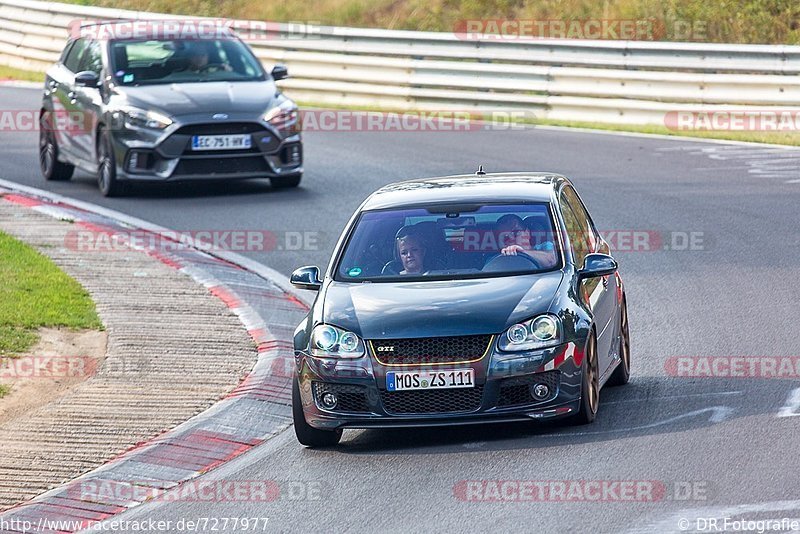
501,244 -> 525,256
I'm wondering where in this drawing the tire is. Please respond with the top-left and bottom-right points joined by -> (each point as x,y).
270,173 -> 302,189
571,332 -> 600,425
39,114 -> 74,181
292,376 -> 342,448
607,297 -> 631,387
97,128 -> 124,197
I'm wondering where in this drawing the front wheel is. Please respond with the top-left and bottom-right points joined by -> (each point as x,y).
97,129 -> 124,197
39,116 -> 74,181
571,332 -> 599,425
270,173 -> 302,189
292,377 -> 342,448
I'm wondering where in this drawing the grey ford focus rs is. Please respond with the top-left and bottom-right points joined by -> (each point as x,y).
40,22 -> 302,196
290,172 -> 630,447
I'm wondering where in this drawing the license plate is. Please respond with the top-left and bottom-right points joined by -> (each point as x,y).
386,369 -> 475,391
191,134 -> 252,151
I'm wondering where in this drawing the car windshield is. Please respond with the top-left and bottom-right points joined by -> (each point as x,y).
109,38 -> 265,86
335,203 -> 562,282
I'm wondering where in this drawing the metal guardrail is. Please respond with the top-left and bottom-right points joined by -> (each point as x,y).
1,0 -> 798,125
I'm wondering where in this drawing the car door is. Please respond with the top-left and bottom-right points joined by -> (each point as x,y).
48,38 -> 91,160
559,185 -> 619,377
71,39 -> 105,164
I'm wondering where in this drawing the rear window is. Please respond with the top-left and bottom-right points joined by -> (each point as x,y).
335,203 -> 562,282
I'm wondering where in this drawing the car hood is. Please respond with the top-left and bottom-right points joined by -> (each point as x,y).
322,272 -> 564,339
115,81 -> 277,117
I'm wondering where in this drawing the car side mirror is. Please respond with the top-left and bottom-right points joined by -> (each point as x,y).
271,64 -> 289,81
291,265 -> 322,290
578,253 -> 617,279
74,71 -> 100,88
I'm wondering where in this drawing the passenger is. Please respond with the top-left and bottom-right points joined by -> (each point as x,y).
395,227 -> 428,275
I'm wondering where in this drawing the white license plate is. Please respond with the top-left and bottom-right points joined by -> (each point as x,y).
386,369 -> 475,391
191,134 -> 252,151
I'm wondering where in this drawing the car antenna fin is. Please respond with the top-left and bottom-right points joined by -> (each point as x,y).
476,165 -> 486,176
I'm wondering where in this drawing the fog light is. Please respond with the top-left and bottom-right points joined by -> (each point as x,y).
530,383 -> 550,400
320,392 -> 338,410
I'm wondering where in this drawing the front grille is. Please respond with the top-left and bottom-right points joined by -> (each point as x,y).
380,386 -> 484,414
312,382 -> 372,413
175,122 -> 267,135
173,156 -> 269,176
371,335 -> 492,366
497,371 -> 560,407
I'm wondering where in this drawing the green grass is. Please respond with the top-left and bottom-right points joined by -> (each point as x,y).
0,384 -> 8,398
0,65 -> 44,83
0,230 -> 102,359
55,0 -> 800,44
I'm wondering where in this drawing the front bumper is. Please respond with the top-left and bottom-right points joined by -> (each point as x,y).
297,340 -> 584,430
109,119 -> 302,182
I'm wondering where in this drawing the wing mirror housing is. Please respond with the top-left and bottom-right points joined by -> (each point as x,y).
577,253 -> 617,279
291,265 -> 322,290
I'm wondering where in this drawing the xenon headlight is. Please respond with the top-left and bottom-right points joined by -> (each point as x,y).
498,314 -> 561,352
119,107 -> 172,130
264,100 -> 299,134
310,324 -> 365,358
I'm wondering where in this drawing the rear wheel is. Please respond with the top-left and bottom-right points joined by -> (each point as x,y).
571,332 -> 599,425
97,128 -> 124,197
607,297 -> 631,387
292,376 -> 342,448
39,114 -> 74,181
270,173 -> 302,189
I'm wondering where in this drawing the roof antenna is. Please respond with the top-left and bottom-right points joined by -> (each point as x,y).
476,165 -> 486,176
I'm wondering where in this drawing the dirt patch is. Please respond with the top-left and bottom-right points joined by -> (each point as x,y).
0,328 -> 107,425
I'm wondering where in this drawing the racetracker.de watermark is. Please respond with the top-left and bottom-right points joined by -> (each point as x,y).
453,480 -> 710,502
67,479 -> 323,502
665,110 -> 800,131
297,110 -> 535,132
454,19 -> 707,41
69,18 -> 322,41
665,357 -> 800,378
0,356 -> 98,379
64,229 -> 319,253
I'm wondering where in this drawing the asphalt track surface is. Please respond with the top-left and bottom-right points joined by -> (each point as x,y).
2,86 -> 800,533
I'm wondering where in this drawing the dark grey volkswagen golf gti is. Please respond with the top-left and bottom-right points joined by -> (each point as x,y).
290,172 -> 631,447
39,22 -> 302,196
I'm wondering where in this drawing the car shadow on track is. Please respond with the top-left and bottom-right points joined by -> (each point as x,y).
67,174 -> 312,200
334,376 -> 798,455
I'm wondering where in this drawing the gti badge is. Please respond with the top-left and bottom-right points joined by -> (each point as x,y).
212,113 -> 228,120
377,346 -> 395,352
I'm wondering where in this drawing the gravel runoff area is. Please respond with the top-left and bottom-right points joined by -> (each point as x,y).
0,195 -> 258,510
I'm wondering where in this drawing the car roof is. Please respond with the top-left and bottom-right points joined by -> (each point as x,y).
360,172 -> 568,211
75,19 -> 238,40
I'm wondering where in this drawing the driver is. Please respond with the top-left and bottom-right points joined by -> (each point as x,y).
496,214 -> 557,268
186,44 -> 210,72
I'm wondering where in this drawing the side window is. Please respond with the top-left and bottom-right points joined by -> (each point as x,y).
559,190 -> 593,267
59,41 -> 75,64
78,41 -> 103,75
63,39 -> 87,73
562,186 -> 597,251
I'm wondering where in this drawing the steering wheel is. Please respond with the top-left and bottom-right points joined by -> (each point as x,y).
198,63 -> 230,73
483,251 -> 542,272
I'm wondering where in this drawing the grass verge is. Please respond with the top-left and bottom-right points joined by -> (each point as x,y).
0,229 -> 102,365
0,65 -> 44,83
